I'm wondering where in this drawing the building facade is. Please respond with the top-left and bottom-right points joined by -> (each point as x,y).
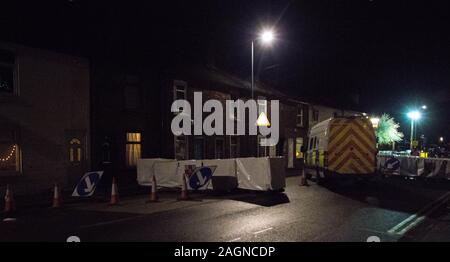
0,42 -> 90,194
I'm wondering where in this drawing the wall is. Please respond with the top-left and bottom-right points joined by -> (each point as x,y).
0,42 -> 90,195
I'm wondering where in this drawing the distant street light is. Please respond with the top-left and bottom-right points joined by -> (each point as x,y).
407,111 -> 422,150
439,137 -> 444,143
370,117 -> 380,129
422,105 -> 427,110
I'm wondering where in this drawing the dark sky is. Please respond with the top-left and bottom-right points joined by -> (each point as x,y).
0,0 -> 449,143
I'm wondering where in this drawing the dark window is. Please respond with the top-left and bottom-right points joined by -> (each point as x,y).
215,138 -> 224,159
0,50 -> 15,94
296,106 -> 304,127
124,85 -> 141,109
312,110 -> 319,122
230,136 -> 239,158
193,138 -> 205,160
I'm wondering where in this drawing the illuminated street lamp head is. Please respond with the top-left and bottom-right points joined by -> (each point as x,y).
370,117 -> 380,129
422,105 -> 427,110
407,111 -> 421,120
259,29 -> 275,45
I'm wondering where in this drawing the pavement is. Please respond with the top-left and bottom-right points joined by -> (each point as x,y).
0,175 -> 449,242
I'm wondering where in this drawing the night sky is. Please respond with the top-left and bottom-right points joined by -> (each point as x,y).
0,0 -> 449,144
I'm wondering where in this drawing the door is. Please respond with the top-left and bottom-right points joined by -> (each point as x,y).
65,130 -> 87,186
287,138 -> 294,168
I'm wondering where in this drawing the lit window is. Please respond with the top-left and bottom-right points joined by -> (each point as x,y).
126,132 -> 141,168
0,143 -> 19,172
69,138 -> 82,163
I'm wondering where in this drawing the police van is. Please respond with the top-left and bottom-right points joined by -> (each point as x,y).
305,116 -> 377,183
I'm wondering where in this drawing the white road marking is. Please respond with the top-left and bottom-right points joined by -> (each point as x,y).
388,191 -> 450,235
228,237 -> 241,242
79,215 -> 146,229
253,227 -> 273,235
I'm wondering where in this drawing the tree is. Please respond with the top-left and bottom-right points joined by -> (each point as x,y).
375,114 -> 404,145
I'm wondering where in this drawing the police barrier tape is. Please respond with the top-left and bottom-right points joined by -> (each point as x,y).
377,155 -> 450,179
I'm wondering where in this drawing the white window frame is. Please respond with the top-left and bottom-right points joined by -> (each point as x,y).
296,105 -> 304,127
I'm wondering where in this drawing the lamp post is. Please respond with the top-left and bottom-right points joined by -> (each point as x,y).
251,29 -> 275,99
252,29 -> 275,157
407,111 -> 421,150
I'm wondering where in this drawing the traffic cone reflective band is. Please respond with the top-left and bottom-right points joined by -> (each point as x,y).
110,177 -> 119,205
299,170 -> 309,186
149,175 -> 158,202
178,174 -> 190,200
52,183 -> 61,208
4,184 -> 14,213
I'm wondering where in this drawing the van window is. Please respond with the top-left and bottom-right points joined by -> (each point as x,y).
309,138 -> 313,150
313,137 -> 317,150
316,138 -> 320,149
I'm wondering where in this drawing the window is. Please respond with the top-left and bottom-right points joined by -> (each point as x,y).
230,136 -> 239,158
0,129 -> 20,173
126,132 -> 141,168
308,137 -> 314,150
295,137 -> 304,159
69,138 -> 82,163
312,109 -> 319,122
215,138 -> 224,159
174,135 -> 188,160
193,137 -> 205,160
173,80 -> 187,101
124,85 -> 141,110
296,106 -> 304,127
0,49 -> 15,95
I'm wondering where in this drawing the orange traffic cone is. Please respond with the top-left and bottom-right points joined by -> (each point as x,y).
148,175 -> 159,202
4,184 -> 14,213
110,177 -> 119,205
299,169 -> 309,186
52,183 -> 61,208
178,174 -> 190,200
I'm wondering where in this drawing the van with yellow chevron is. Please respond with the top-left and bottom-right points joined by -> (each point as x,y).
305,116 -> 377,184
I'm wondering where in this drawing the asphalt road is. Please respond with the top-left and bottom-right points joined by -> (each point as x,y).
0,175 -> 449,242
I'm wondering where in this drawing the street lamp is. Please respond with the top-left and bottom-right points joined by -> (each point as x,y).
252,28 -> 275,155
439,137 -> 444,143
421,105 -> 427,110
370,117 -> 380,129
407,111 -> 421,150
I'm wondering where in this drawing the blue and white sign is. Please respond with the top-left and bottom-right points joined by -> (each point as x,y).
384,158 -> 400,172
72,171 -> 104,197
188,166 -> 216,190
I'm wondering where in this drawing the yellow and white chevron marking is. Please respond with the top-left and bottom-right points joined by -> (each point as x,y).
328,118 -> 376,174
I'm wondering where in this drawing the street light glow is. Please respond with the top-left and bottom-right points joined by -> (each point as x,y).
260,29 -> 275,45
370,117 -> 380,128
422,105 -> 427,110
440,137 -> 444,142
407,111 -> 421,120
